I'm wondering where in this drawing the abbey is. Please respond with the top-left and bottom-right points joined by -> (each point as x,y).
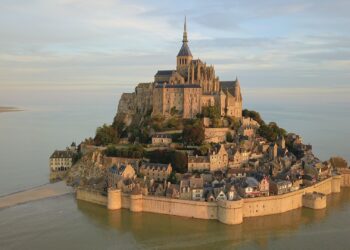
152,18 -> 242,119
116,19 -> 242,124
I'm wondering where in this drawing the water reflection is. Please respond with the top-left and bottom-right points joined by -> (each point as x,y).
75,188 -> 350,249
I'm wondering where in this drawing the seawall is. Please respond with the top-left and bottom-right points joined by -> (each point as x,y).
76,174 -> 349,225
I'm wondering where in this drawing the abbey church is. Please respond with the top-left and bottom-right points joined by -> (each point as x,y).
117,19 -> 243,124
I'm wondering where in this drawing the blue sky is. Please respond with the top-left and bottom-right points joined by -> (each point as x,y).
0,0 -> 349,88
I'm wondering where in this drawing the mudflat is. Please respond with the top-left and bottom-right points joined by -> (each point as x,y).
0,181 -> 73,209
0,107 -> 22,113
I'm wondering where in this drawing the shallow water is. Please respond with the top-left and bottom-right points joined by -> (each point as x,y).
0,85 -> 349,249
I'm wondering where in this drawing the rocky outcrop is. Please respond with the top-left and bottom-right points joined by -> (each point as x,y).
65,150 -> 107,191
113,82 -> 154,127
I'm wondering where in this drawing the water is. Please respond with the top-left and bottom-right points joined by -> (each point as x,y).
0,85 -> 349,249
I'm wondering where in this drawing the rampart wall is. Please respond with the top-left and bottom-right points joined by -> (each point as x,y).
76,174 -> 349,225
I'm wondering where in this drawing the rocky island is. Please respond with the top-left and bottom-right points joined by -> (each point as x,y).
50,19 -> 350,225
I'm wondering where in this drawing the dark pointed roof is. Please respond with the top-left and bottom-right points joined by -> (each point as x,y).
177,42 -> 192,57
177,17 -> 192,57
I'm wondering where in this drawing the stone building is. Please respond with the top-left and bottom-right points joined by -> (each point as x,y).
140,162 -> 172,181
152,18 -> 242,119
49,150 -> 75,172
115,18 -> 243,122
151,133 -> 172,146
188,145 -> 229,172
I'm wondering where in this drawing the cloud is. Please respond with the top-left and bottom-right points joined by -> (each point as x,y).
0,0 -> 349,88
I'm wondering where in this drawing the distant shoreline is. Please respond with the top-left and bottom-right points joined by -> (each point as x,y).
0,106 -> 23,113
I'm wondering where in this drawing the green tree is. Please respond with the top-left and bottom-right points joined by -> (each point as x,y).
94,124 -> 118,146
242,109 -> 265,125
226,132 -> 234,142
183,120 -> 205,146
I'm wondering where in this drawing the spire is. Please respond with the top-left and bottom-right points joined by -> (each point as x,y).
183,16 -> 188,43
177,16 -> 192,57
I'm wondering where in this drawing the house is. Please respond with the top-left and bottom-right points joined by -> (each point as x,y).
190,175 -> 204,201
209,145 -> 229,171
187,145 -> 228,172
206,191 -> 215,202
257,176 -> 269,196
269,180 -> 292,195
226,185 -> 238,201
188,155 -> 210,172
179,177 -> 191,200
107,164 -> 136,188
192,188 -> 204,201
166,183 -> 180,199
49,149 -> 75,172
140,162 -> 172,181
215,190 -> 227,201
152,133 -> 172,146
238,177 -> 261,198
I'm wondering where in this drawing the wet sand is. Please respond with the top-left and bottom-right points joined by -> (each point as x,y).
0,181 -> 73,209
0,107 -> 22,113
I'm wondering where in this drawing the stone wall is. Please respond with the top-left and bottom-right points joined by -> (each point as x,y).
204,128 -> 230,143
76,175 -> 344,225
76,188 -> 107,206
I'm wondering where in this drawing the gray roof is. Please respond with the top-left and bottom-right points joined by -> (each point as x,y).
155,70 -> 175,77
177,42 -> 192,57
155,84 -> 201,89
50,150 -> 74,159
141,162 -> 171,170
219,81 -> 237,90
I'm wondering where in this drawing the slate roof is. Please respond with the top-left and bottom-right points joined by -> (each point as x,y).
50,150 -> 74,159
155,84 -> 201,89
155,70 -> 175,77
141,162 -> 171,171
219,81 -> 237,89
177,42 -> 192,57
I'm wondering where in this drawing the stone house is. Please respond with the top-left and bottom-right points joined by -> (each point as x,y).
188,155 -> 210,172
238,177 -> 261,198
140,162 -> 172,182
209,145 -> 229,172
107,164 -> 136,188
269,180 -> 292,195
179,178 -> 191,200
215,190 -> 227,201
49,149 -> 75,172
152,133 -> 173,146
166,183 -> 180,199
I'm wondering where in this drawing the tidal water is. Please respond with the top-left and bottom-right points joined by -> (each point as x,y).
0,84 -> 349,249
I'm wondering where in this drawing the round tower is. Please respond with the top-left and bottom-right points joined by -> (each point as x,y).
107,188 -> 122,210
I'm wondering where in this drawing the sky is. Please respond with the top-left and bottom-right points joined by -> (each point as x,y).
0,0 -> 350,89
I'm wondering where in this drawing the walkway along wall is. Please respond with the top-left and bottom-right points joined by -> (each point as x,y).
76,174 -> 349,225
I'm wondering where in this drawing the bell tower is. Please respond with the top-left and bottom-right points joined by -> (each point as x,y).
176,17 -> 193,79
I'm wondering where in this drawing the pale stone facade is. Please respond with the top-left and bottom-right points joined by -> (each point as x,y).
49,148 -> 75,172
152,20 -> 242,119
188,145 -> 229,172
140,163 -> 172,181
116,19 -> 243,121
151,134 -> 172,146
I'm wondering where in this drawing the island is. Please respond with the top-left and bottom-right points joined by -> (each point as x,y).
49,19 -> 350,225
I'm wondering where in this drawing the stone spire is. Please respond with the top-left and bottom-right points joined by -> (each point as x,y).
183,16 -> 188,43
